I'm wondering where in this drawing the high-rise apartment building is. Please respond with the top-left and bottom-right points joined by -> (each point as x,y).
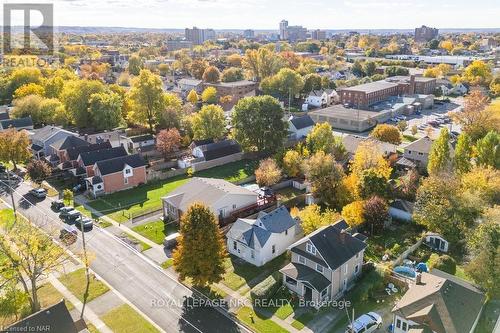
185,27 -> 216,45
311,29 -> 327,41
414,25 -> 439,43
279,20 -> 288,40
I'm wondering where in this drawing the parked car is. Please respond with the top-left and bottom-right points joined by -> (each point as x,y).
75,216 -> 93,231
73,184 -> 85,193
59,206 -> 76,218
29,188 -> 47,199
63,210 -> 81,223
51,199 -> 65,211
59,225 -> 78,245
345,312 -> 382,333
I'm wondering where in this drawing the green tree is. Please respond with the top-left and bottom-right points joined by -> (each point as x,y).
358,169 -> 388,199
63,188 -> 74,205
232,96 -> 287,153
127,55 -> 144,76
304,151 -> 348,210
43,76 -> 65,98
255,158 -> 281,187
189,59 -> 208,79
475,131 -> 500,169
88,92 -> 123,130
202,66 -> 221,83
428,128 -> 451,175
454,133 -> 473,174
191,104 -> 226,140
26,160 -> 51,187
428,254 -> 457,275
221,67 -> 244,82
0,129 -> 31,170
370,124 -> 402,144
295,204 -> 341,235
201,87 -> 218,104
60,79 -> 106,128
363,61 -> 377,77
157,93 -> 183,129
127,70 -> 165,133
306,122 -> 346,159
302,73 -> 322,93
5,67 -> 43,102
172,203 -> 227,287
260,68 -> 304,101
243,48 -> 283,81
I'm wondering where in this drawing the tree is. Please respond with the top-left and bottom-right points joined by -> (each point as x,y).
465,206 -> 499,297
189,59 -> 208,79
461,60 -> 492,86
172,203 -> 227,287
475,131 -> 500,169
304,151 -> 348,210
243,48 -> 283,81
358,169 -> 388,199
0,217 -> 70,313
221,67 -> 244,82
260,68 -> 304,101
157,93 -> 183,129
397,120 -> 408,133
428,254 -> 457,275
370,124 -> 402,144
60,79 -> 106,128
302,73 -> 322,93
186,89 -> 199,104
461,167 -> 500,207
232,96 -> 287,153
63,189 -> 73,205
88,92 -> 123,130
4,67 -> 43,102
127,55 -> 144,76
490,76 -> 500,96
350,141 -> 392,180
191,104 -> 226,140
127,70 -> 165,133
454,133 -> 473,174
255,158 -> 281,187
201,87 -> 218,104
306,122 -> 346,159
282,150 -> 303,177
385,66 -> 409,77
363,61 -> 377,77
428,128 -> 451,175
227,54 -> 242,67
156,128 -> 181,158
12,95 -> 63,127
453,91 -> 499,141
363,196 -> 389,235
295,204 -> 341,235
352,60 -> 364,77
13,83 -> 45,99
26,160 -> 51,187
0,129 -> 31,170
202,66 -> 221,83
342,201 -> 365,228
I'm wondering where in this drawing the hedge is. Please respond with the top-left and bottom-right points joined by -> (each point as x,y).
428,254 -> 456,275
250,272 -> 281,300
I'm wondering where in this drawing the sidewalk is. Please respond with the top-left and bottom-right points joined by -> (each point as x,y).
48,275 -> 113,333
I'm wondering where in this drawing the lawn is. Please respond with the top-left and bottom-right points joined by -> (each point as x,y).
85,159 -> 258,223
132,220 -> 178,245
475,299 -> 500,333
120,232 -> 152,252
59,268 -> 110,303
101,304 -> 159,333
222,254 -> 289,291
0,208 -> 15,228
275,187 -> 305,202
236,306 -> 289,333
291,312 -> 315,330
38,283 -> 74,311
161,258 -> 173,269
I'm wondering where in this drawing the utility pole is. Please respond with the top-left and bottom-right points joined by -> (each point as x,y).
80,220 -> 90,320
6,169 -> 17,224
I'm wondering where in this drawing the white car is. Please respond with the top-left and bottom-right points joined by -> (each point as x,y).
345,312 -> 382,333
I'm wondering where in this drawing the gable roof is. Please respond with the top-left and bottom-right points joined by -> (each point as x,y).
404,136 -> 434,154
51,135 -> 89,151
309,90 -> 327,97
198,139 -> 241,161
190,139 -> 214,148
390,199 -> 415,214
163,177 -> 257,212
129,134 -> 154,143
342,134 -> 397,155
67,141 -> 112,161
392,270 -> 485,333
96,153 -> 147,176
6,300 -> 77,333
0,116 -> 33,130
257,206 -> 297,233
178,78 -> 202,86
79,146 -> 127,166
280,262 -> 331,291
290,115 -> 315,130
290,223 -> 367,270
30,125 -> 75,142
0,111 -> 9,121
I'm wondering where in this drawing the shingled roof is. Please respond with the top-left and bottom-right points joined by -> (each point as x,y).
79,146 -> 127,166
96,154 -> 147,176
0,116 -> 33,130
290,115 -> 315,130
51,135 -> 89,151
67,141 -> 112,161
198,139 -> 241,161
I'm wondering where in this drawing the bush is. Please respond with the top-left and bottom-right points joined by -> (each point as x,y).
349,267 -> 385,302
250,273 -> 281,300
391,244 -> 403,256
428,254 -> 456,275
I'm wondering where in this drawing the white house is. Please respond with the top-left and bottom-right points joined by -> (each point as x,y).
177,78 -> 203,94
288,115 -> 315,139
162,177 -> 258,221
305,90 -> 328,108
392,270 -> 485,333
226,206 -> 301,266
121,134 -> 156,154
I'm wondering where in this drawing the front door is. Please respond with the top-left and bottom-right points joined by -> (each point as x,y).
303,286 -> 312,301
343,278 -> 347,291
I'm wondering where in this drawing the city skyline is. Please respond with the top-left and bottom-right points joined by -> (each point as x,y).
2,0 -> 500,30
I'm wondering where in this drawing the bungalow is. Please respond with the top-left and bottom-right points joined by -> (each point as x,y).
392,270 -> 485,333
177,78 -> 203,94
342,134 -> 397,157
389,199 -> 414,222
162,177 -> 258,221
30,126 -> 79,159
77,146 -> 128,177
86,153 -> 147,197
0,116 -> 34,131
226,206 -> 301,267
122,134 -> 156,154
288,115 -> 315,139
280,222 -> 367,308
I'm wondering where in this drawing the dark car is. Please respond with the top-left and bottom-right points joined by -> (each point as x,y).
29,188 -> 47,199
51,199 -> 65,211
75,216 -> 93,231
63,210 -> 82,224
59,206 -> 76,218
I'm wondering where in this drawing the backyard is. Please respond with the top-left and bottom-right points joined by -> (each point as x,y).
81,159 -> 258,223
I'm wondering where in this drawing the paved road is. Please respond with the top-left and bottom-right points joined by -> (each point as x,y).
1,181 -> 249,333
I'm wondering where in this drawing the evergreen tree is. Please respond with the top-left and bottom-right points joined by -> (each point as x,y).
428,128 -> 451,175
454,133 -> 473,174
476,131 -> 500,169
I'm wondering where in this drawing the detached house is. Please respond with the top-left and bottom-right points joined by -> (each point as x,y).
30,126 -> 78,159
226,206 -> 301,267
288,115 -> 315,140
86,154 -> 147,197
77,146 -> 128,177
280,222 -> 367,308
402,136 -> 434,168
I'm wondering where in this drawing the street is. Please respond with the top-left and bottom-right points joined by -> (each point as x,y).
1,180 -> 249,333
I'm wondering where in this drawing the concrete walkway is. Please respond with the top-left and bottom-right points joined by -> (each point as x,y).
48,275 -> 113,333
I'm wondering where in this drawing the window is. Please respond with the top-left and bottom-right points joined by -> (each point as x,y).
316,264 -> 323,273
233,241 -> 237,251
344,264 -> 348,275
396,319 -> 401,329
272,245 -> 276,254
285,276 -> 297,286
306,243 -> 316,255
285,229 -> 288,236
355,264 -> 359,274
251,250 -> 255,259
320,288 -> 328,299
125,168 -> 131,174
298,255 -> 306,264
402,322 -> 407,331
355,252 -> 359,259
124,177 -> 128,184
232,204 -> 237,209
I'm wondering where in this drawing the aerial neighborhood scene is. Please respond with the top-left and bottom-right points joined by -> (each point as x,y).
1,1 -> 500,332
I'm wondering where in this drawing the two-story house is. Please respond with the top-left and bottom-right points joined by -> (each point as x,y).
280,221 -> 367,308
30,126 -> 79,159
226,206 -> 301,267
402,136 -> 434,168
288,115 -> 315,140
77,146 -> 128,177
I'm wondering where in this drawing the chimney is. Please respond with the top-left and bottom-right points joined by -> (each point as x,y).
415,272 -> 422,285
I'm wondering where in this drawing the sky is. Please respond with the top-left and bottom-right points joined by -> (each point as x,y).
2,0 -> 500,30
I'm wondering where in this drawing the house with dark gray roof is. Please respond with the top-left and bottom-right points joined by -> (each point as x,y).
288,115 -> 315,139
392,270 -> 485,333
226,206 -> 301,266
49,135 -> 90,166
77,146 -> 127,177
192,139 -> 242,161
280,222 -> 367,308
30,125 -> 78,159
0,116 -> 34,131
86,153 -> 147,197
